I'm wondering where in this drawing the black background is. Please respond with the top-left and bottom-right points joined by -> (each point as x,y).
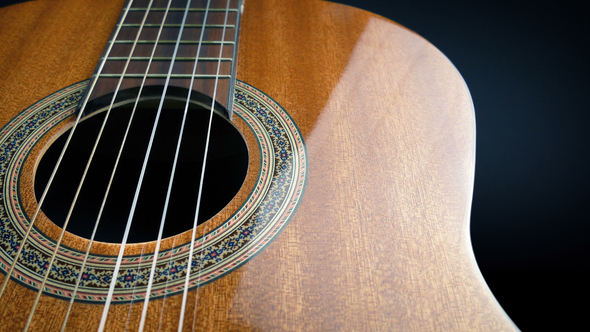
2,0 -> 588,330
333,0 -> 590,330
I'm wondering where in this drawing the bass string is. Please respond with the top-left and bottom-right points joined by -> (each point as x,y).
8,0 -> 233,328
191,5 -> 243,328
59,1 -> 175,330
181,1 -> 233,331
124,243 -> 148,331
21,1 -> 159,329
157,235 -> 179,331
97,0 -> 198,330
137,0 -> 213,330
0,0 -> 135,322
0,0 -> 136,303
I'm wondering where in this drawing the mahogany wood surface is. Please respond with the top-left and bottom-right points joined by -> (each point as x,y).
0,0 -> 517,330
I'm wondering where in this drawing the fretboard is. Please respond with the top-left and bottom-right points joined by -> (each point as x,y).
87,0 -> 242,116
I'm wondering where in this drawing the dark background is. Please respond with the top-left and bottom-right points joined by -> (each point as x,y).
333,0 -> 590,330
2,0 -> 588,330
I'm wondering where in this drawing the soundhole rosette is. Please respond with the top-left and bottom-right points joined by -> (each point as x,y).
0,81 -> 307,303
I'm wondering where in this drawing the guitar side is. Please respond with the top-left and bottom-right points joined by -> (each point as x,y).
0,0 -> 517,330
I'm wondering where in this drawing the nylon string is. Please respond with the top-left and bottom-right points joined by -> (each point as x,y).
157,236 -> 179,331
59,2 -> 177,330
0,0 -> 135,303
59,1 -> 175,329
0,0 -> 136,327
138,0 -> 212,330
179,1 -> 233,330
124,244 -> 147,331
21,1 -> 160,330
97,0 -> 197,330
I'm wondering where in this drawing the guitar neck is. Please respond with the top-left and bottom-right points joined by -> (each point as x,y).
87,0 -> 242,116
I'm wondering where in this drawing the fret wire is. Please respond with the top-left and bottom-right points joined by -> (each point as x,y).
113,40 -> 234,44
128,7 -> 239,12
98,74 -> 232,78
105,56 -> 232,61
119,23 -> 234,28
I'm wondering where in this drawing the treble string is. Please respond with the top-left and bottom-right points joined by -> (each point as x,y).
124,243 -> 147,331
138,0 -> 212,330
179,0 -> 233,330
97,0 -> 197,330
20,0 -> 159,330
60,1 -> 176,330
157,235 -> 179,331
0,0 -> 135,317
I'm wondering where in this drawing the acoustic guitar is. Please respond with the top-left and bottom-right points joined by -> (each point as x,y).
0,0 -> 517,330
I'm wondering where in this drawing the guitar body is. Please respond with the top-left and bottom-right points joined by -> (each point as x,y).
0,0 -> 516,330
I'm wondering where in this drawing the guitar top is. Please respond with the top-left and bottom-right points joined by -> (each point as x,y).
0,0 -> 517,330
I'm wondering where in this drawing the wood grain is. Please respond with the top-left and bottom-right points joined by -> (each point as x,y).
0,0 -> 517,330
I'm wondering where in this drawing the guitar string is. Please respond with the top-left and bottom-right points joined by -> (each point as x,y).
22,1 -> 156,330
2,0 -> 235,329
179,1 -> 233,330
206,1 -> 242,326
191,4 -> 241,329
0,0 -> 135,313
59,2 -> 174,330
97,0 -> 196,330
0,0 -> 133,299
226,0 -> 243,117
124,243 -> 147,331
156,236 -> 179,332
137,1 -> 212,330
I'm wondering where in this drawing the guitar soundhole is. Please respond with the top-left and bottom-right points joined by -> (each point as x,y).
34,97 -> 248,243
